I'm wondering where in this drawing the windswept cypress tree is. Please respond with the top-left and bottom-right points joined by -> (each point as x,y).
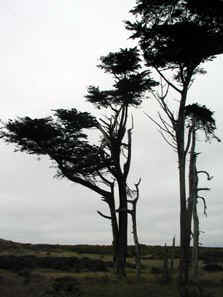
1,47 -> 157,276
85,47 -> 157,275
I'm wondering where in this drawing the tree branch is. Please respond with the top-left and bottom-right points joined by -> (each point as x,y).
154,66 -> 182,94
197,171 -> 213,181
197,196 -> 207,217
144,112 -> 176,145
97,210 -> 112,220
160,130 -> 177,151
97,169 -> 114,186
58,164 -> 112,198
197,188 -> 210,192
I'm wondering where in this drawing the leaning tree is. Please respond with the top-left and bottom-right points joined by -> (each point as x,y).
1,47 -> 157,277
126,0 -> 223,295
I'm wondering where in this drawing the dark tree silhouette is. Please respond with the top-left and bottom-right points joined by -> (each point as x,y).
185,104 -> 219,289
1,47 -> 157,277
126,1 -> 223,295
85,47 -> 157,276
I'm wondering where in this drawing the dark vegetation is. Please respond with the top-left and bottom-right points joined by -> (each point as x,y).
0,239 -> 222,297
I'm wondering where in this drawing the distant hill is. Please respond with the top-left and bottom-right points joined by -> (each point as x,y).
0,238 -> 222,258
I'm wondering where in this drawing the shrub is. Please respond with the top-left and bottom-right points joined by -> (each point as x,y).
203,263 -> 223,272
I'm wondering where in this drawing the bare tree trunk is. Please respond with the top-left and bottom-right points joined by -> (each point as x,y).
192,199 -> 199,282
128,180 -> 141,280
188,127 -> 199,284
163,243 -> 170,282
188,120 -> 211,296
97,197 -> 119,273
170,236 -> 175,272
176,85 -> 192,297
131,208 -> 141,279
177,126 -> 190,296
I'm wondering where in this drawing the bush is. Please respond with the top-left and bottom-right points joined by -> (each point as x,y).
44,277 -> 81,297
151,267 -> 163,274
203,263 -> 223,272
0,255 -> 111,273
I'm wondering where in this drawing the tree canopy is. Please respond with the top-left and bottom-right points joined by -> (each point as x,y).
126,0 -> 223,83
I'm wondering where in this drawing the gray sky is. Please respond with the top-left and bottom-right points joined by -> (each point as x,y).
0,0 -> 222,247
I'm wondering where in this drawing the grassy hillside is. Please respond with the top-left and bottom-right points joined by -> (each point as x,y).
0,239 -> 222,297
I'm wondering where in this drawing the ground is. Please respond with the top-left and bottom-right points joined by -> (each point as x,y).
0,239 -> 222,297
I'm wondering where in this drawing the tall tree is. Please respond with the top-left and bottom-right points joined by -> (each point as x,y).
85,47 -> 157,276
185,103 -> 219,287
1,47 -> 157,277
126,1 -> 223,295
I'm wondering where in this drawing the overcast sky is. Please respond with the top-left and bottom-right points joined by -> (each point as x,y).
0,0 -> 222,247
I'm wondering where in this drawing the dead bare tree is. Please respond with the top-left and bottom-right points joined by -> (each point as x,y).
146,100 -> 220,289
127,178 -> 142,280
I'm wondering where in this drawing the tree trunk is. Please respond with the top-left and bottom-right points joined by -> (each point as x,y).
188,127 -> 200,283
176,86 -> 192,297
109,199 -> 120,273
116,179 -> 128,277
177,124 -> 190,292
131,206 -> 141,280
192,199 -> 199,283
128,179 -> 141,280
170,236 -> 175,272
163,243 -> 170,282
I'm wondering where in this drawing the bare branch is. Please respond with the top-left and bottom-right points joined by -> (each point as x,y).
127,178 -> 141,204
154,66 -> 182,94
127,199 -> 134,204
134,178 -> 141,203
97,170 -> 113,186
197,188 -> 210,192
151,89 -> 176,125
160,130 -> 177,151
144,112 -> 166,131
158,113 -> 176,140
197,196 -> 207,217
159,98 -> 176,125
158,112 -> 174,130
159,77 -> 169,99
144,112 -> 176,144
97,210 -> 112,220
197,171 -> 213,181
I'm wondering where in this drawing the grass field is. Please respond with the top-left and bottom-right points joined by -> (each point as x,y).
0,239 -> 222,297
